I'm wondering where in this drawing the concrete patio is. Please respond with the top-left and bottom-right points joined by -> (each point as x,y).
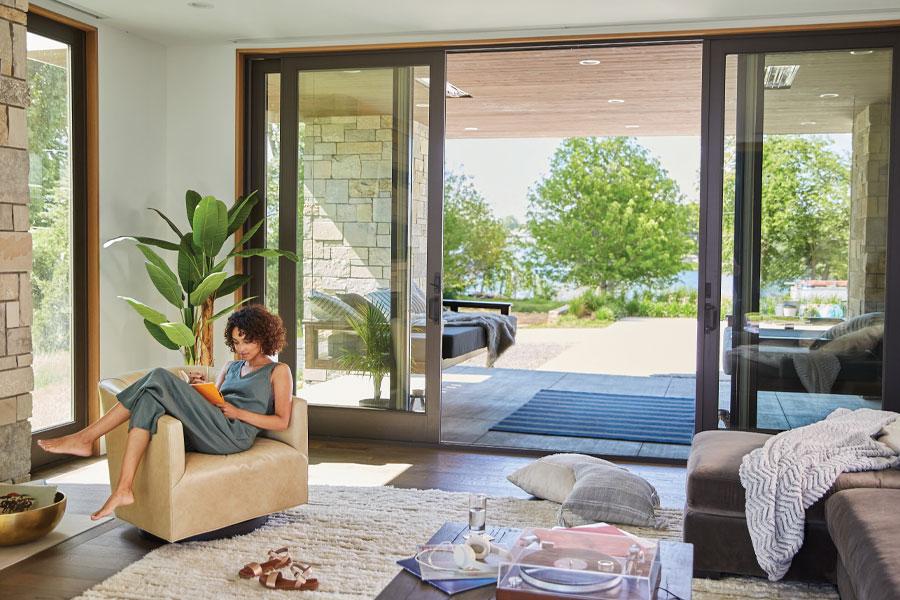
439,317 -> 876,458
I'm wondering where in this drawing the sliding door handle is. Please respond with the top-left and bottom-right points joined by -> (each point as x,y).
428,273 -> 442,323
704,302 -> 720,333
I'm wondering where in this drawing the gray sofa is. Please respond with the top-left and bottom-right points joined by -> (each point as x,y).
685,430 -> 900,598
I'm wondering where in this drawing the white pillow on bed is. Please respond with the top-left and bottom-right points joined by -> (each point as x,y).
507,453 -> 624,503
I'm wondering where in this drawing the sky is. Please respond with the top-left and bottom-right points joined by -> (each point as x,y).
445,136 -> 701,222
444,134 -> 851,223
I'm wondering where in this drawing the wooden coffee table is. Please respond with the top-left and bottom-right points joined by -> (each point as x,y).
376,522 -> 693,600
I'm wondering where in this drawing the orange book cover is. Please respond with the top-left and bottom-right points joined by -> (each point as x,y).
192,382 -> 225,405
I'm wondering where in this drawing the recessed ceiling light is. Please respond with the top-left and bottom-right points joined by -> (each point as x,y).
800,121 -> 817,125
415,103 -> 429,108
850,50 -> 874,55
343,70 -> 361,74
579,59 -> 600,66
187,1 -> 214,8
764,65 -> 800,89
819,93 -> 839,98
608,99 -> 625,104
625,125 -> 640,129
464,127 -> 479,131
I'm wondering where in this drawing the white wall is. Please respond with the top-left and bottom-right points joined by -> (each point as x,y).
165,43 -> 237,367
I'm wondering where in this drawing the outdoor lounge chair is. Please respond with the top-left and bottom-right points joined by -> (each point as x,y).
302,289 -> 516,373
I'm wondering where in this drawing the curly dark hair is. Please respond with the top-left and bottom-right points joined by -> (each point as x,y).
224,305 -> 286,356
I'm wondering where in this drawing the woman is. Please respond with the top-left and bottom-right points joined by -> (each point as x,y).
38,305 -> 295,520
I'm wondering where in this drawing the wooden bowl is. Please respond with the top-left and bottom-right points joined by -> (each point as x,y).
0,491 -> 67,546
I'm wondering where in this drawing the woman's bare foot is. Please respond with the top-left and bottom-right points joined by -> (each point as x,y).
91,489 -> 134,520
37,433 -> 93,457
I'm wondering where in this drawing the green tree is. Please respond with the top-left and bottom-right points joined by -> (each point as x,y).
527,137 -> 695,293
443,171 -> 510,295
722,135 -> 850,287
27,57 -> 72,353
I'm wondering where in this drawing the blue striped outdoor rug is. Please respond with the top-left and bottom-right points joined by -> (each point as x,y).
490,389 -> 695,445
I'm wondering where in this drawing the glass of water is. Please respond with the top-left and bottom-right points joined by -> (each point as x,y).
468,493 -> 487,533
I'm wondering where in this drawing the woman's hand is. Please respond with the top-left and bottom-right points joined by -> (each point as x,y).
187,370 -> 206,384
218,400 -> 243,420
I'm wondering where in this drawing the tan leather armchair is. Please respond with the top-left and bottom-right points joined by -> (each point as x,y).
98,366 -> 308,542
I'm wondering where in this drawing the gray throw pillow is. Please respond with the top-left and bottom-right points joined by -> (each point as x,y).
507,453 -> 623,504
558,462 -> 667,529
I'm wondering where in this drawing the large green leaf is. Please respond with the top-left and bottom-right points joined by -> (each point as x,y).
104,235 -> 180,252
148,208 -> 184,239
234,218 -> 264,251
120,296 -> 167,325
215,219 -> 266,271
186,189 -> 202,223
144,319 -> 180,350
210,296 -> 256,322
192,196 -> 229,257
136,244 -> 178,283
146,263 -> 183,308
160,322 -> 195,348
215,274 -> 251,299
177,233 -> 203,295
231,248 -> 300,262
227,191 -> 259,235
189,271 -> 228,306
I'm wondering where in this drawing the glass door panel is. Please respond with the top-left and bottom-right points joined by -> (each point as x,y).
27,30 -> 75,432
293,66 -> 431,412
720,47 -> 892,430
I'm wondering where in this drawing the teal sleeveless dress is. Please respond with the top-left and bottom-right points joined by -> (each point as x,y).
116,361 -> 278,455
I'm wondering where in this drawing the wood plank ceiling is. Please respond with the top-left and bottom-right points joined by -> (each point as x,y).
267,43 -> 892,139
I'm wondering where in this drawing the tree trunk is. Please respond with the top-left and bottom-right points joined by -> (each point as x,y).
197,297 -> 215,366
373,372 -> 383,402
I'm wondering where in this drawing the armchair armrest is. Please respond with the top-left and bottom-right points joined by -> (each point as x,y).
261,397 -> 308,460
443,298 -> 512,315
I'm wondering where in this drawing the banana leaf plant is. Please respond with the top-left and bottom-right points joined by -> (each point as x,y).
105,189 -> 298,365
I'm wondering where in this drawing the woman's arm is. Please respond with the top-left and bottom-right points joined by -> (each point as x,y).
220,364 -> 293,432
214,361 -> 233,388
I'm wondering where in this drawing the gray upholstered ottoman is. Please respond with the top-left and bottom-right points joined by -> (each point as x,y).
683,430 -> 837,581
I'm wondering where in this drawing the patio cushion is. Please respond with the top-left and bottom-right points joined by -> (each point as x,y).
308,290 -> 357,322
442,325 -> 486,359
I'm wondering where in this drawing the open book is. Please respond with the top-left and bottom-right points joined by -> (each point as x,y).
177,371 -> 225,405
192,382 -> 225,405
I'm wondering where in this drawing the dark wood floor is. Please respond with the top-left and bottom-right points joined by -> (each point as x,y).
0,439 -> 686,600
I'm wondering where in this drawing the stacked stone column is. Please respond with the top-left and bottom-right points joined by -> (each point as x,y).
848,103 -> 890,318
0,0 -> 32,484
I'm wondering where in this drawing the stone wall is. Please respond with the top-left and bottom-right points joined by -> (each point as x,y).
848,103 -> 890,318
0,0 -> 32,484
301,115 -> 429,301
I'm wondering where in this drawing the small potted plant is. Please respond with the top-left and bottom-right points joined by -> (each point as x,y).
337,302 -> 392,406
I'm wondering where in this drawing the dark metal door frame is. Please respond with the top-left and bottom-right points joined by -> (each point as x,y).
28,12 -> 90,470
244,50 -> 446,442
698,29 -> 900,432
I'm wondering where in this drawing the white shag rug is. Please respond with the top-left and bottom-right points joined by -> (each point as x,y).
76,485 -> 837,599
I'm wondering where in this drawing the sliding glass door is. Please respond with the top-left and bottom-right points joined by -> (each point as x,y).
699,31 -> 900,432
245,52 -> 445,441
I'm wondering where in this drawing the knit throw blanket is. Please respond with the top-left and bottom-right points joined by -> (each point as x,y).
442,311 -> 517,366
739,408 -> 899,581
